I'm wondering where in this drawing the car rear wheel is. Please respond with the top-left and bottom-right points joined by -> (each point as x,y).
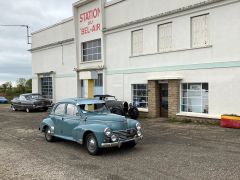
86,133 -> 99,155
26,108 -> 30,113
45,126 -> 54,142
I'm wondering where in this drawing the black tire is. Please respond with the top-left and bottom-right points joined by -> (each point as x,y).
128,107 -> 139,119
45,126 -> 54,142
111,107 -> 124,116
43,107 -> 48,112
126,141 -> 136,148
86,133 -> 99,155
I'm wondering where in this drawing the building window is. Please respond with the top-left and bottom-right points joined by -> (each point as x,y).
94,73 -> 103,87
158,22 -> 172,52
181,83 -> 208,113
132,29 -> 143,56
132,84 -> 148,109
191,14 -> 209,48
41,76 -> 53,99
82,39 -> 101,62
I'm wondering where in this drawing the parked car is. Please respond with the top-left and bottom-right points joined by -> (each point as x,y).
0,96 -> 8,104
39,98 -> 143,155
11,93 -> 52,112
94,95 -> 139,119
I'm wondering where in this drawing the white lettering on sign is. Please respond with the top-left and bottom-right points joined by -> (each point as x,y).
79,8 -> 101,35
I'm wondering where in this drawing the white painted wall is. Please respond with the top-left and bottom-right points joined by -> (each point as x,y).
106,67 -> 240,117
32,18 -> 74,48
105,1 -> 240,71
104,0 -> 207,28
105,1 -> 240,117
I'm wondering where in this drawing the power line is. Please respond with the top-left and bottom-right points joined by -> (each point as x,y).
0,24 -> 31,44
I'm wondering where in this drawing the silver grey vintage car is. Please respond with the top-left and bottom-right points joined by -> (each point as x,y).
39,98 -> 143,155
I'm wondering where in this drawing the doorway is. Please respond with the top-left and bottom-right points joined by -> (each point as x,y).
159,83 -> 168,117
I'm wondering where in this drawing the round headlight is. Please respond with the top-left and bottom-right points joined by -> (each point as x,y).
137,130 -> 142,137
104,128 -> 112,137
111,134 -> 117,142
136,123 -> 141,130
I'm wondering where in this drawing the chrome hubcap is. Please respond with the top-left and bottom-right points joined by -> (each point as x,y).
46,129 -> 51,140
88,138 -> 96,152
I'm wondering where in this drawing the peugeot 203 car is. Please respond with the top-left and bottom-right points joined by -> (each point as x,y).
39,98 -> 143,155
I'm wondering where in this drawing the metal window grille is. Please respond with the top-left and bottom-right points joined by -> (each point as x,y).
41,77 -> 53,99
82,39 -> 101,62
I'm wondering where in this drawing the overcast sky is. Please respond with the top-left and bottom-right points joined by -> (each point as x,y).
0,0 -> 76,85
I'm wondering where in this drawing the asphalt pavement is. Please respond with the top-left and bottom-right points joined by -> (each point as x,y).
0,104 -> 240,180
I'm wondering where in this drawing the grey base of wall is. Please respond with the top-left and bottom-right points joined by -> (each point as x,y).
174,116 -> 220,125
138,112 -> 220,125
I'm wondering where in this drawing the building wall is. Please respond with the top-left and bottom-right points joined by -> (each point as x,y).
104,0 -> 207,28
105,0 -> 240,118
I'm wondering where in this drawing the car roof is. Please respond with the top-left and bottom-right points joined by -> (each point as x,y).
58,98 -> 105,105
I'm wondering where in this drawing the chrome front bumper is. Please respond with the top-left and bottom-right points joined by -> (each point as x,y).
101,135 -> 143,148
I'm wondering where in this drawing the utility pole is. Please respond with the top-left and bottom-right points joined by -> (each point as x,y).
0,24 -> 31,44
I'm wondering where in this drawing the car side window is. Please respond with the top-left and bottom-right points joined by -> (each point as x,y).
19,96 -> 26,101
66,104 -> 78,116
54,104 -> 65,116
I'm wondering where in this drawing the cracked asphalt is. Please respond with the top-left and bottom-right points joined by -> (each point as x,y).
0,104 -> 240,180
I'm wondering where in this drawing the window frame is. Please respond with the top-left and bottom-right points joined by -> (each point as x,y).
131,84 -> 148,110
190,13 -> 210,48
41,76 -> 53,100
180,82 -> 209,114
82,39 -> 101,62
53,103 -> 66,116
66,103 -> 79,117
131,29 -> 143,56
158,22 -> 172,52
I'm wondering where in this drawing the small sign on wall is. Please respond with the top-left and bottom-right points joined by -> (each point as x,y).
79,8 -> 101,35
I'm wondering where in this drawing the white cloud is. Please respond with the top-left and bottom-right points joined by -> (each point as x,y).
0,0 -> 76,85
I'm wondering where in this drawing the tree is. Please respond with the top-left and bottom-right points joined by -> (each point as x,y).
25,79 -> 32,89
5,81 -> 12,91
16,78 -> 26,93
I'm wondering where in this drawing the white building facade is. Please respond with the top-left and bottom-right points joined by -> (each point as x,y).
31,0 -> 240,120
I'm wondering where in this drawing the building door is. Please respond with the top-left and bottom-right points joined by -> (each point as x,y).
160,83 -> 168,117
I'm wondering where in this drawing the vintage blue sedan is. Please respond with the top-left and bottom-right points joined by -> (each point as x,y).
39,98 -> 143,155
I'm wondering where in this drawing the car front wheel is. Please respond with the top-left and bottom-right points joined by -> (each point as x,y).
45,126 -> 54,142
86,133 -> 99,155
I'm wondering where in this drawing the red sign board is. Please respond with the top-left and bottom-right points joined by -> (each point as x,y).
79,8 -> 101,35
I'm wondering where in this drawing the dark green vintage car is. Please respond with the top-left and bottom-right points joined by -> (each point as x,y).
39,98 -> 143,155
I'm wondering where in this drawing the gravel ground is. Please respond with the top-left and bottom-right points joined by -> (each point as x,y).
0,104 -> 240,180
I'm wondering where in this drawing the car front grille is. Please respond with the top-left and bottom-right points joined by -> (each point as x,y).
113,129 -> 137,140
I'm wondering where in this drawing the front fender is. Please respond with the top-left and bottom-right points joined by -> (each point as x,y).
127,118 -> 139,129
73,124 -> 109,146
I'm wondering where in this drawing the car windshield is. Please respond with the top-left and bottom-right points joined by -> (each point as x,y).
79,103 -> 110,115
0,97 -> 5,99
25,94 -> 44,100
